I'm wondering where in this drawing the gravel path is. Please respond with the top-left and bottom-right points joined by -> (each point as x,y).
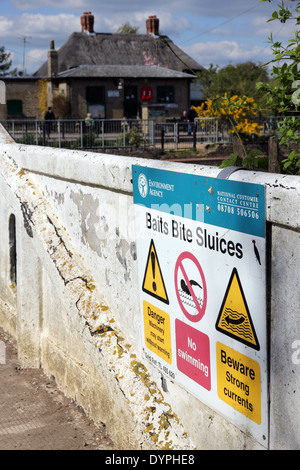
0,327 -> 114,450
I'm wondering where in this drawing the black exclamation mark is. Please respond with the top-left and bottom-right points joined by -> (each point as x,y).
151,251 -> 157,292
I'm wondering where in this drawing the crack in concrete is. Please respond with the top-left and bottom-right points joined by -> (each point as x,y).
47,216 -> 73,258
85,321 -> 114,337
20,201 -> 34,238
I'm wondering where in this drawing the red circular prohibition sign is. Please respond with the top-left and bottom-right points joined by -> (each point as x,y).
174,251 -> 207,322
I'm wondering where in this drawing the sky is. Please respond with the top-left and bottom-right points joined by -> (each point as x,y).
0,0 -> 298,75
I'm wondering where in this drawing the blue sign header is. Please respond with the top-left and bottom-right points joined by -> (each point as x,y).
132,166 -> 265,238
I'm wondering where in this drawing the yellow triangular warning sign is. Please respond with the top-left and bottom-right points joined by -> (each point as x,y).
215,268 -> 259,350
142,240 -> 169,304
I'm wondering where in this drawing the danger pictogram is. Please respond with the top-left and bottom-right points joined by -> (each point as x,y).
215,268 -> 260,350
174,252 -> 207,322
142,239 -> 169,304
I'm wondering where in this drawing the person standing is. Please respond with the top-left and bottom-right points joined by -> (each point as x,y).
85,112 -> 94,129
181,109 -> 189,134
84,112 -> 95,146
187,106 -> 196,136
44,106 -> 55,137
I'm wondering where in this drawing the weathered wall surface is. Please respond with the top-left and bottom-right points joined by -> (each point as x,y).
0,124 -> 299,450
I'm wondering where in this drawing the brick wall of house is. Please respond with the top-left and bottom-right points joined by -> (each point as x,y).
5,80 -> 40,119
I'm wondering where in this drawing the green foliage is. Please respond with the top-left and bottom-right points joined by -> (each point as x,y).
115,22 -> 139,34
81,132 -> 97,147
219,153 -> 241,168
282,149 -> 300,172
258,0 -> 300,173
15,134 -> 41,145
199,61 -> 270,107
118,128 -> 145,147
0,46 -> 13,75
219,149 -> 268,170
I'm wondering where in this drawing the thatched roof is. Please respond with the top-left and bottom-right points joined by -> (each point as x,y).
35,32 -> 203,76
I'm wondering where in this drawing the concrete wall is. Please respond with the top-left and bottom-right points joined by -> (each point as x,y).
0,124 -> 299,450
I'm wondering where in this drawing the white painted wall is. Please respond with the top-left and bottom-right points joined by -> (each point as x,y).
0,124 -> 299,449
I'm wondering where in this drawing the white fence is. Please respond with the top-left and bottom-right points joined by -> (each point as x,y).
0,116 -> 285,152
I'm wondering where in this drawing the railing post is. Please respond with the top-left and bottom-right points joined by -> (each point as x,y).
149,120 -> 154,146
58,120 -> 61,148
268,136 -> 281,173
43,122 -> 46,146
175,122 -> 179,149
161,126 -> 164,152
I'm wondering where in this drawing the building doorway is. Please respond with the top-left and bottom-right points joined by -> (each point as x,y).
124,86 -> 138,118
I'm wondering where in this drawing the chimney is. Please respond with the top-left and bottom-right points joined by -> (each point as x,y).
81,11 -> 95,34
146,15 -> 159,36
47,40 -> 58,77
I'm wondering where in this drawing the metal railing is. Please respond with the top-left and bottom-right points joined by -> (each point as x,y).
0,116 -> 286,151
0,119 -> 155,149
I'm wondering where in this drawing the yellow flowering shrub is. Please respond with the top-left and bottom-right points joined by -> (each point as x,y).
37,79 -> 48,119
194,94 -> 263,138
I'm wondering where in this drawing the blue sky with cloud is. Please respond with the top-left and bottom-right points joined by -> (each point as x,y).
0,0 -> 298,74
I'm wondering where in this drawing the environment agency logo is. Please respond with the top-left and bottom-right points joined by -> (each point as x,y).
138,173 -> 148,198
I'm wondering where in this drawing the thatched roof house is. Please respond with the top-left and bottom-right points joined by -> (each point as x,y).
35,13 -> 202,77
3,13 -> 203,120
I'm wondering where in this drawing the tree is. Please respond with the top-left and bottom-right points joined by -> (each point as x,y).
0,46 -> 12,75
199,61 -> 270,107
53,94 -> 70,119
115,22 -> 139,34
257,0 -> 300,173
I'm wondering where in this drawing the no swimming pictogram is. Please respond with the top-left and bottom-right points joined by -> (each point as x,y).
174,252 -> 207,322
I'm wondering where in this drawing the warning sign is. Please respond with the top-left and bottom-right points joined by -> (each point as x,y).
176,319 -> 211,390
142,239 -> 169,304
174,252 -> 207,323
216,342 -> 261,424
143,300 -> 172,364
215,268 -> 259,350
133,165 -> 268,445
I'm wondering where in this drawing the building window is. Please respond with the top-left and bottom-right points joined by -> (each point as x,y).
86,86 -> 105,118
9,214 -> 17,286
157,86 -> 175,103
7,99 -> 23,115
